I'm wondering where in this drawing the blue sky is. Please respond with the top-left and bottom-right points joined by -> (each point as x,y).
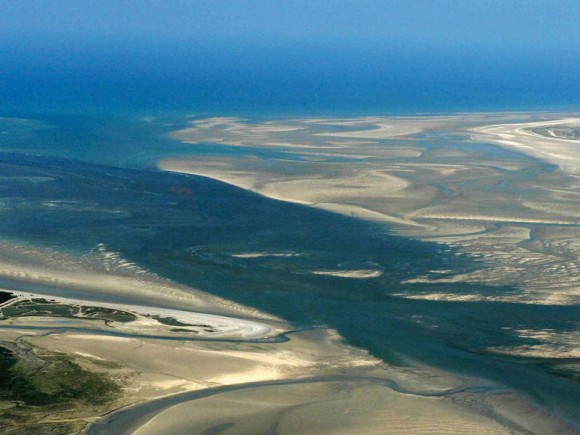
2,0 -> 579,50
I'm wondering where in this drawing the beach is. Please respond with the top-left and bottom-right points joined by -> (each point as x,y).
163,114 -> 580,306
0,113 -> 577,433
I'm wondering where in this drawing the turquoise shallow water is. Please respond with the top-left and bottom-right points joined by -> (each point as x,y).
0,113 -> 578,427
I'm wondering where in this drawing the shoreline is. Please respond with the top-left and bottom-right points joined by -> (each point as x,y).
160,114 -> 580,306
0,289 -> 278,340
470,117 -> 580,174
0,113 -> 578,433
150,113 -> 580,433
149,170 -> 578,434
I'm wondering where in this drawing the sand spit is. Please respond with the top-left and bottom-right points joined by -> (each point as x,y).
0,239 -> 277,320
472,118 -> 580,174
231,251 -> 304,258
315,121 -> 426,139
311,269 -> 383,278
2,289 -> 276,339
486,328 -> 580,359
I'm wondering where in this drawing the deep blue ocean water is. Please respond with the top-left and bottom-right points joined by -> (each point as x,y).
2,36 -> 580,116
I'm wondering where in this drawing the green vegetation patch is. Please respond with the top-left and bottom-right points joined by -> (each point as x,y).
80,306 -> 137,323
0,345 -> 122,433
151,315 -> 191,326
151,315 -> 213,331
0,420 -> 80,435
0,299 -> 137,323
1,300 -> 79,318
0,347 -> 120,406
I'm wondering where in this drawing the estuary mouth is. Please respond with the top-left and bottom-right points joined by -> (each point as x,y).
1,3 -> 579,432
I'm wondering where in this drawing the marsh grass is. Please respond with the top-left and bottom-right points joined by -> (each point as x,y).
0,346 -> 121,433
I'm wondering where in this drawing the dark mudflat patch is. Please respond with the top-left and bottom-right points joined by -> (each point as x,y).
0,292 -> 15,305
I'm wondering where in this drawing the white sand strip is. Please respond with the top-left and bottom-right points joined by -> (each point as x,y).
1,289 -> 275,339
471,118 -> 580,174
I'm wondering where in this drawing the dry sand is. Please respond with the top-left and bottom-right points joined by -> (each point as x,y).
3,113 -> 579,433
162,114 -> 580,307
471,118 -> 580,174
134,382 -> 510,435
